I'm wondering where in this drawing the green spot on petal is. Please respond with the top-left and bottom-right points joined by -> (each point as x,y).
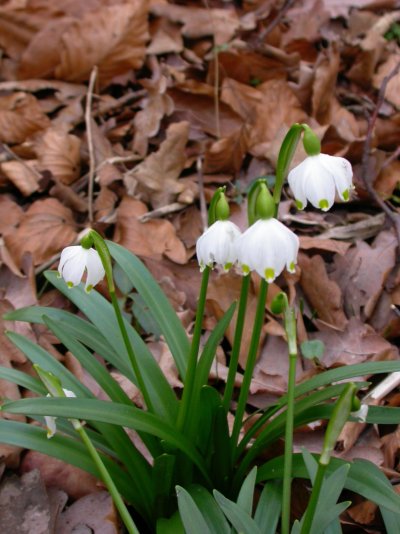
224,262 -> 232,271
264,268 -> 275,282
295,200 -> 304,210
342,189 -> 349,201
242,264 -> 250,275
85,285 -> 93,293
318,199 -> 329,210
66,281 -> 74,288
289,261 -> 296,273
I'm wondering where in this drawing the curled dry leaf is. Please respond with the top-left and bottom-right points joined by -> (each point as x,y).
57,2 -> 148,83
0,160 -> 39,196
299,235 -> 351,256
203,125 -> 250,174
129,121 -> 189,209
330,230 -> 397,319
221,78 -> 306,157
35,127 -> 81,185
151,3 -> 240,45
299,253 -> 348,329
373,53 -> 400,109
311,45 -> 340,124
0,92 -> 50,143
4,198 -> 77,267
114,197 -> 187,264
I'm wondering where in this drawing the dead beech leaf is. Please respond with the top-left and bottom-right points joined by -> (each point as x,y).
311,45 -> 340,124
147,18 -> 183,55
0,196 -> 23,236
36,127 -> 81,185
151,3 -> 240,46
130,121 -> 189,209
0,160 -> 39,196
203,125 -> 249,174
4,198 -> 77,267
299,236 -> 351,256
21,452 -> 101,500
220,78 -> 306,157
373,54 -> 400,109
55,2 -> 149,83
0,92 -> 50,143
374,160 -> 400,198
299,253 -> 348,329
314,317 -> 398,367
114,197 -> 187,264
330,230 -> 397,319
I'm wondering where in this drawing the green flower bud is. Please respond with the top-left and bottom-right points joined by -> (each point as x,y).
208,187 -> 229,225
301,124 -> 321,156
271,292 -> 287,314
247,179 -> 274,224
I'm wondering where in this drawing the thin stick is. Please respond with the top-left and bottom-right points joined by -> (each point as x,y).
85,66 -> 98,224
360,60 -> 400,247
251,0 -> 297,48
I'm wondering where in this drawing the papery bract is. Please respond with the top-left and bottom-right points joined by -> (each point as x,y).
236,218 -> 299,282
288,153 -> 353,211
58,245 -> 105,292
196,220 -> 241,272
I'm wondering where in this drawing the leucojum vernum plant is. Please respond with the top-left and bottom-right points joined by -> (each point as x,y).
1,123 -> 400,534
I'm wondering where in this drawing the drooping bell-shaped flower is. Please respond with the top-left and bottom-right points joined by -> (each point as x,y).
196,220 -> 241,272
58,245 -> 105,292
196,187 -> 241,272
236,218 -> 299,282
44,389 -> 76,438
288,153 -> 353,211
287,125 -> 353,211
236,180 -> 299,282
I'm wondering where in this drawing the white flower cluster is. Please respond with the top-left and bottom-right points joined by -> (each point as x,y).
196,217 -> 299,283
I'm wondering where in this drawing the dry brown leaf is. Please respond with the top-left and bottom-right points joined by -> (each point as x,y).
147,17 -> 183,55
220,78 -> 306,157
299,236 -> 352,255
4,198 -> 77,267
0,160 -> 39,196
151,3 -> 240,46
374,160 -> 400,198
130,121 -> 189,209
283,0 -> 330,47
0,92 -> 50,143
330,230 -> 397,319
314,317 -> 398,367
35,127 -> 81,185
21,452 -> 101,500
94,186 -> 118,222
311,45 -> 340,124
114,197 -> 187,264
0,196 -> 23,236
373,53 -> 400,109
133,72 -> 175,156
55,2 -> 149,83
203,125 -> 249,174
299,253 -> 348,329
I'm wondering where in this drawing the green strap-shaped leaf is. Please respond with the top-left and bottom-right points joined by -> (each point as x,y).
107,242 -> 190,379
213,490 -> 263,534
2,397 -> 211,484
176,486 -> 212,534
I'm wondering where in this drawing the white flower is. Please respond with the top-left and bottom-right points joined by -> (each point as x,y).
236,218 -> 299,282
44,389 -> 76,439
288,153 -> 353,211
196,220 -> 241,272
58,246 -> 105,292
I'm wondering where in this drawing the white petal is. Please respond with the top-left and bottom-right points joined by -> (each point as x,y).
320,154 -> 353,200
303,160 -> 335,211
61,247 -> 87,286
58,246 -> 82,276
44,415 -> 57,438
288,160 -> 310,209
84,248 -> 105,291
63,389 -> 76,398
196,221 -> 241,270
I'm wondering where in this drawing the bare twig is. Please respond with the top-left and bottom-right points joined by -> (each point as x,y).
360,60 -> 400,247
85,66 -> 98,224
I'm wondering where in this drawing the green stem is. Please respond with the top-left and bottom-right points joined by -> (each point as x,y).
300,463 -> 327,534
281,353 -> 297,534
77,425 -> 140,534
223,275 -> 250,412
231,279 -> 268,450
110,291 -> 154,412
177,267 -> 210,431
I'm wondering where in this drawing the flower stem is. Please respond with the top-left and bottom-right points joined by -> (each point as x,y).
110,290 -> 154,412
223,275 -> 250,412
231,279 -> 268,450
177,267 -> 210,431
281,352 -> 297,534
77,425 -> 140,534
300,463 -> 327,534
